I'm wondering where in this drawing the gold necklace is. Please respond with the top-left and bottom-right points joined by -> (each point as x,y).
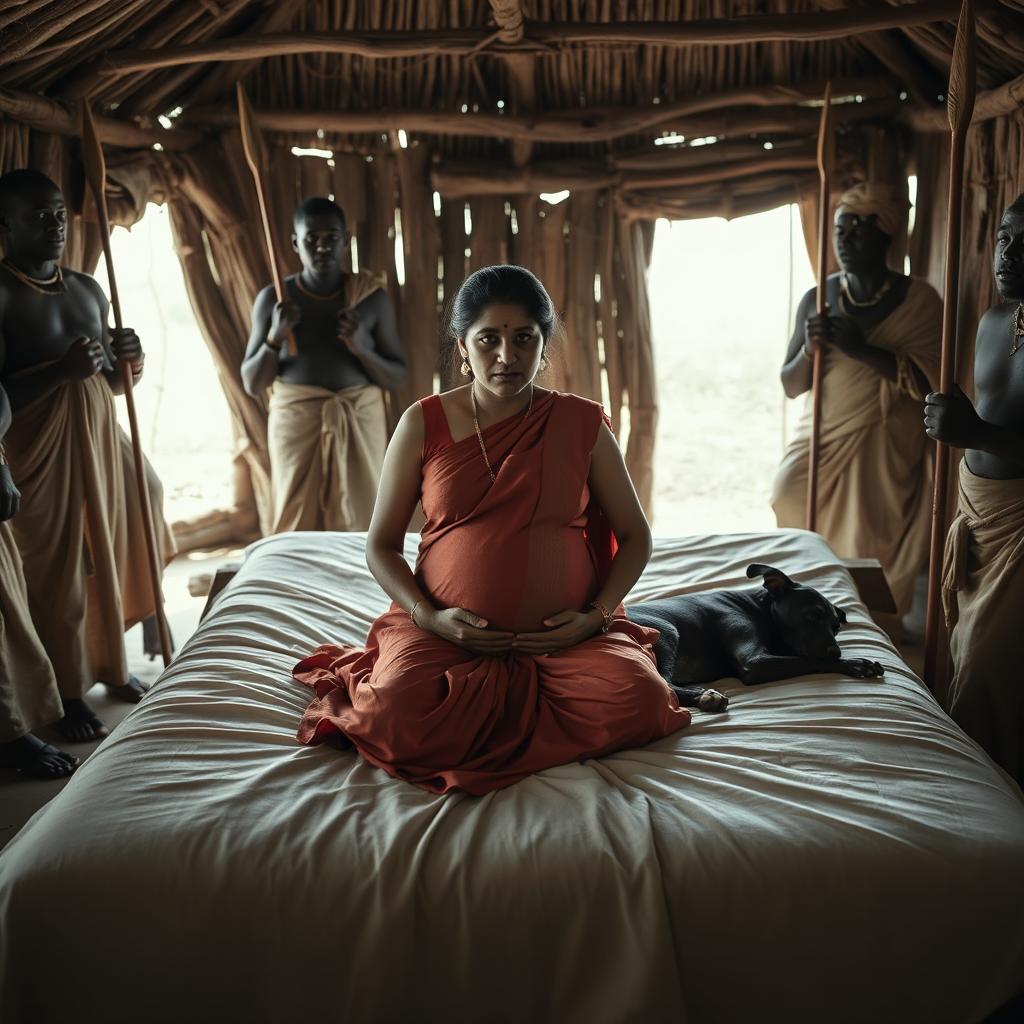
1,258 -> 65,295
294,273 -> 342,301
1011,302 -> 1024,358
470,381 -> 534,483
840,271 -> 893,309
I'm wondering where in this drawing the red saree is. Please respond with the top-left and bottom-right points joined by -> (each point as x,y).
294,390 -> 690,794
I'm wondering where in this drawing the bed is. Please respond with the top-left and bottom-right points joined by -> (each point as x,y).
1,529 -> 1023,1024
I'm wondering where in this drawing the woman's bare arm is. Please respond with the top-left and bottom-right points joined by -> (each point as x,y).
586,421 -> 654,615
364,403 -> 429,614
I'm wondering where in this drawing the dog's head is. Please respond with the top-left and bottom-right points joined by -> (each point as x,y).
746,563 -> 847,659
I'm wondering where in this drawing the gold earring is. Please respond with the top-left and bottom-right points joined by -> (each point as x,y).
540,354 -> 550,371
460,359 -> 471,376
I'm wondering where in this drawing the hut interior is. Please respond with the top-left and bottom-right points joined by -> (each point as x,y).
1,0 -> 1021,545
1,3 -> 1024,1021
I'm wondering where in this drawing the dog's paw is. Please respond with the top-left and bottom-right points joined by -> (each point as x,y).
840,658 -> 885,679
698,688 -> 730,713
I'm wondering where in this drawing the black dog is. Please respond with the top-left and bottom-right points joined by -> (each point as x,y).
628,563 -> 884,713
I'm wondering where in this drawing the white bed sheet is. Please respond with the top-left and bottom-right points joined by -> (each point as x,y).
1,529 -> 1023,1024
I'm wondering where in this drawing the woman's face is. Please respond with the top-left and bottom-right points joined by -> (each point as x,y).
460,302 -> 545,397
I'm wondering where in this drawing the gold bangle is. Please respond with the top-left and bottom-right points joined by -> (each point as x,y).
0,441 -> 8,467
410,600 -> 422,628
590,599 -> 612,633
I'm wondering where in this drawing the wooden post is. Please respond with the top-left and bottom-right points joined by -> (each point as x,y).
807,82 -> 833,533
79,100 -> 173,668
923,0 -> 977,689
236,82 -> 296,356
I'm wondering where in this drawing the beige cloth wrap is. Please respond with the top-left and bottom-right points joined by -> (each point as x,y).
771,278 -> 943,614
5,375 -> 167,696
267,269 -> 388,534
0,521 -> 62,742
835,181 -> 909,240
268,382 -> 387,533
941,461 -> 1024,787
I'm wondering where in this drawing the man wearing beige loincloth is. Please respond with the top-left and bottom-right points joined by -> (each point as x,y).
0,168 -> 170,742
242,197 -> 407,533
925,193 -> 1024,788
772,182 -> 942,620
0,378 -> 76,778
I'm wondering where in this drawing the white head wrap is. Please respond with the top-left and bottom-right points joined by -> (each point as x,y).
834,182 -> 909,239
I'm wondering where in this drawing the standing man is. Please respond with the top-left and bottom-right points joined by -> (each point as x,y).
0,168 -> 157,741
0,378 -> 76,778
772,182 -> 943,618
925,193 -> 1024,788
242,197 -> 406,533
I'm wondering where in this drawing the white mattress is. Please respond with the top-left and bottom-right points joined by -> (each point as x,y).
1,529 -> 1023,1024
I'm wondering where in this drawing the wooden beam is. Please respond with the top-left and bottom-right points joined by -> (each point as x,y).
0,87 -> 201,149
503,52 -> 535,167
612,138 -> 789,171
432,149 -> 817,198
95,2 -> 982,76
530,2 -> 983,45
184,88 -> 897,146
907,71 -> 1024,129
616,184 -> 807,223
620,151 -> 818,191
433,159 -> 615,198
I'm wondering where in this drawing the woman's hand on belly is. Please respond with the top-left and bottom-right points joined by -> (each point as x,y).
512,608 -> 606,654
423,606 -> 515,656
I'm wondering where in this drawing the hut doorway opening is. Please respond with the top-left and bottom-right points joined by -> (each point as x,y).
93,202 -> 236,527
648,204 -> 815,535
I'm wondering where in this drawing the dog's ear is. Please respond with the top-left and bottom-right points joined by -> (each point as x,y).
834,605 -> 848,627
746,563 -> 793,596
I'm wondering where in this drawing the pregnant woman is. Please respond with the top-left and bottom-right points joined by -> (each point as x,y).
294,265 -> 690,793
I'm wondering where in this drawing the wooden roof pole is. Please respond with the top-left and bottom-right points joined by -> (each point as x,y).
807,82 -> 833,534
487,2 -> 534,168
923,0 -> 977,691
96,0 -> 983,74
0,87 -> 199,149
79,99 -> 173,668
183,88 -> 896,145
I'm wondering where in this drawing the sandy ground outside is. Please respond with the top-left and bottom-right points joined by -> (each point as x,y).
648,206 -> 814,535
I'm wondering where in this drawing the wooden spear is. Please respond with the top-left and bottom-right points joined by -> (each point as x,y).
923,0 -> 977,688
79,100 -> 173,667
806,81 -> 833,533
236,81 -> 296,356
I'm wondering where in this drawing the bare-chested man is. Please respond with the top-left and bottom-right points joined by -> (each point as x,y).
0,168 -> 156,742
925,193 -> 1024,788
242,197 -> 406,533
772,182 -> 943,621
0,379 -> 77,778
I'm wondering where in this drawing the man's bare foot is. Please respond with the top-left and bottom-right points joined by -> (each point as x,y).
1,734 -> 80,779
104,675 -> 150,704
57,699 -> 109,742
141,614 -> 175,661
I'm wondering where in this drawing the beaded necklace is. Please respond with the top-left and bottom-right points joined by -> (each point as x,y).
470,381 -> 534,483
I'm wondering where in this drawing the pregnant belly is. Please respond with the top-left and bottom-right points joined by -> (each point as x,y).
418,525 -> 599,633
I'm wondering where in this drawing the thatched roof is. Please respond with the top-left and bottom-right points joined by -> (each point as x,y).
1,1 -> 1022,168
